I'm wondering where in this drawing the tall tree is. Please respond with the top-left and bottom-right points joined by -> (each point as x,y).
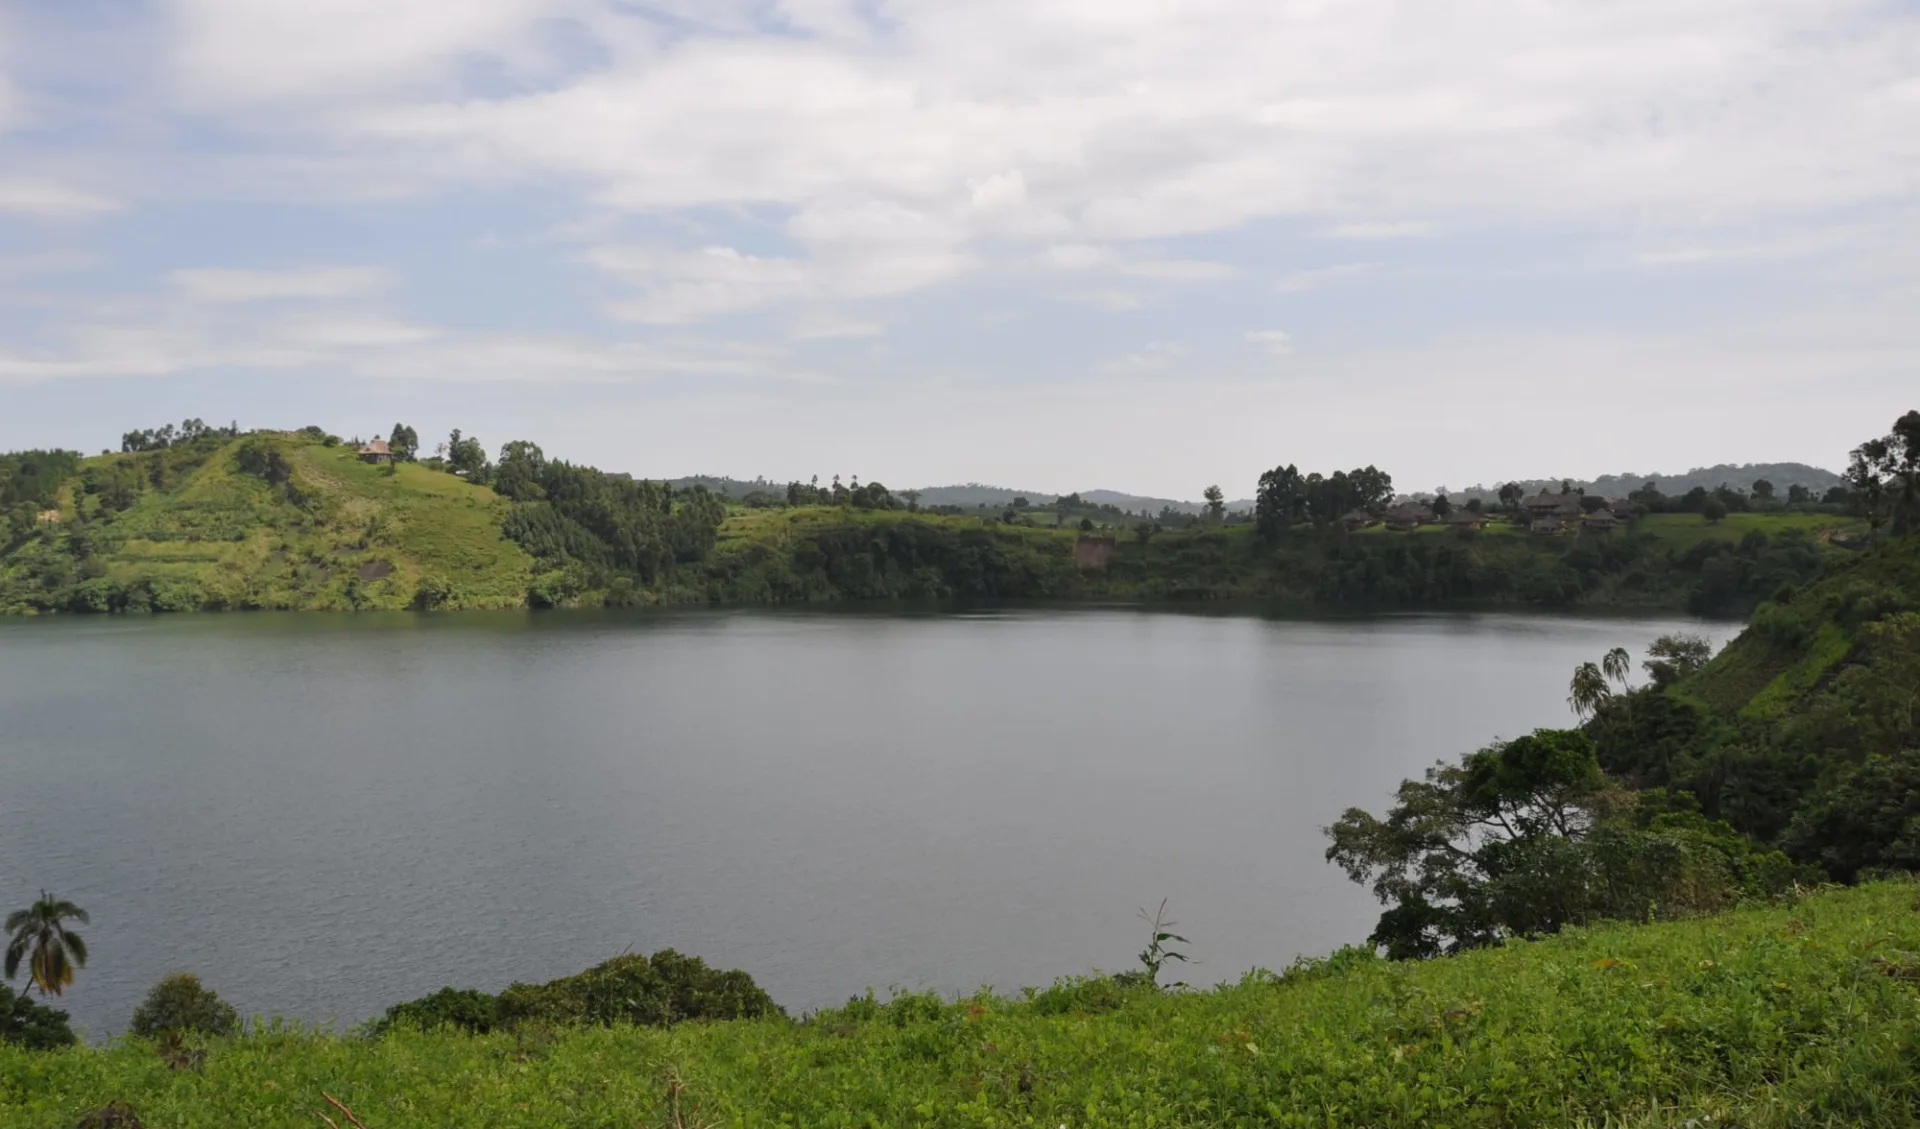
4,893 -> 89,998
388,423 -> 419,462
1847,436 -> 1897,532
1567,662 -> 1610,721
1203,485 -> 1225,523
1601,647 -> 1633,694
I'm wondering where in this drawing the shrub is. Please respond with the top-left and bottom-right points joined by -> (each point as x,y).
0,982 -> 77,1050
128,973 -> 240,1039
379,987 -> 501,1035
497,949 -> 784,1029
1751,599 -> 1814,646
1025,974 -> 1149,1016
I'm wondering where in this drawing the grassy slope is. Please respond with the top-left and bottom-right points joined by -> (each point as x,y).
9,882 -> 1920,1128
2,437 -> 535,611
1682,532 -> 1920,718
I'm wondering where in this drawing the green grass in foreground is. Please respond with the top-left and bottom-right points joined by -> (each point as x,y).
10,882 -> 1920,1127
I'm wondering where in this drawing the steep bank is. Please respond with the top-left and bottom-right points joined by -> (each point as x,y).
6,882 -> 1919,1128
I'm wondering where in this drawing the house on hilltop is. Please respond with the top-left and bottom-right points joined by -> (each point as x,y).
1385,502 -> 1435,531
1448,510 -> 1489,530
1523,491 -> 1585,520
357,438 -> 392,464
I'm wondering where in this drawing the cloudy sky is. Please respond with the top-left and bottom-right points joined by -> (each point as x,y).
1,1 -> 1915,497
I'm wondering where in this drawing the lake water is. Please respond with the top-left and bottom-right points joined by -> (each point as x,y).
0,607 -> 1710,1036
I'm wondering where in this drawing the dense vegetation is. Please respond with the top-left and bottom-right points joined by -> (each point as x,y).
7,884 -> 1920,1127
4,414 -> 1897,614
1323,411 -> 1918,958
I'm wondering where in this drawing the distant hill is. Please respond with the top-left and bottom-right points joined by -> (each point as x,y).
907,483 -> 1240,515
1452,463 -> 1841,502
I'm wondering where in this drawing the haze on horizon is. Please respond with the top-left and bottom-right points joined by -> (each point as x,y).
0,1 -> 1915,498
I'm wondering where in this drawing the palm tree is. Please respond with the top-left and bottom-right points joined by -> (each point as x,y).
4,892 -> 90,997
1601,647 -> 1633,694
1567,662 -> 1610,722
1601,646 -> 1635,731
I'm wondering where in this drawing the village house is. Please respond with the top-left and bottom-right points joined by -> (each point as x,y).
1448,510 -> 1489,530
1340,509 -> 1376,531
1583,509 -> 1619,532
1532,516 -> 1567,536
1384,502 -> 1434,531
357,438 -> 392,464
1523,491 -> 1586,520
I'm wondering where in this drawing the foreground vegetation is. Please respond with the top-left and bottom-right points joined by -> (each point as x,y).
5,883 -> 1920,1127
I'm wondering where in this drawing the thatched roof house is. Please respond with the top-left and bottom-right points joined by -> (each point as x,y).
357,438 -> 392,464
1385,502 -> 1434,530
1524,491 -> 1584,518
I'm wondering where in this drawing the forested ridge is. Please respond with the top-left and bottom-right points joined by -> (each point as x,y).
0,413 -> 1909,615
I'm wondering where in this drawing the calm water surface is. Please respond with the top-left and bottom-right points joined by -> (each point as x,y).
0,607 -> 1710,1035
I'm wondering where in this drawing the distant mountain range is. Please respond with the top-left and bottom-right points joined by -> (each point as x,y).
1448,463 -> 1843,503
667,462 -> 1842,512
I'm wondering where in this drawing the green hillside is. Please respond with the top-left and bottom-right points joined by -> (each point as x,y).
0,426 -> 1869,615
0,433 -> 535,613
1683,532 -> 1920,720
8,881 -> 1920,1128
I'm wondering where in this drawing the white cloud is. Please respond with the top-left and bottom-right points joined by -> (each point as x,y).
166,0 -> 566,105
790,313 -> 884,340
1039,244 -> 1237,282
585,202 -> 971,324
1246,330 -> 1295,356
968,170 -> 1027,210
1099,342 -> 1184,374
1276,262 -> 1378,294
0,180 -> 121,216
166,267 -> 392,302
1320,221 -> 1432,240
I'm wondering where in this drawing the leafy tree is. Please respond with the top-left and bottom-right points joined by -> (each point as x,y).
446,429 -> 489,480
377,987 -> 501,1034
1325,729 -> 1741,958
1701,498 -> 1729,523
1203,485 -> 1225,523
4,892 -> 89,997
1643,634 -> 1714,687
1787,484 -> 1810,505
0,982 -> 75,1049
1431,491 -> 1452,519
128,972 -> 240,1038
1847,436 -> 1897,532
1783,749 -> 1920,882
1133,521 -> 1157,547
1751,478 -> 1775,502
1496,482 -> 1524,512
496,949 -> 784,1029
387,423 -> 419,462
